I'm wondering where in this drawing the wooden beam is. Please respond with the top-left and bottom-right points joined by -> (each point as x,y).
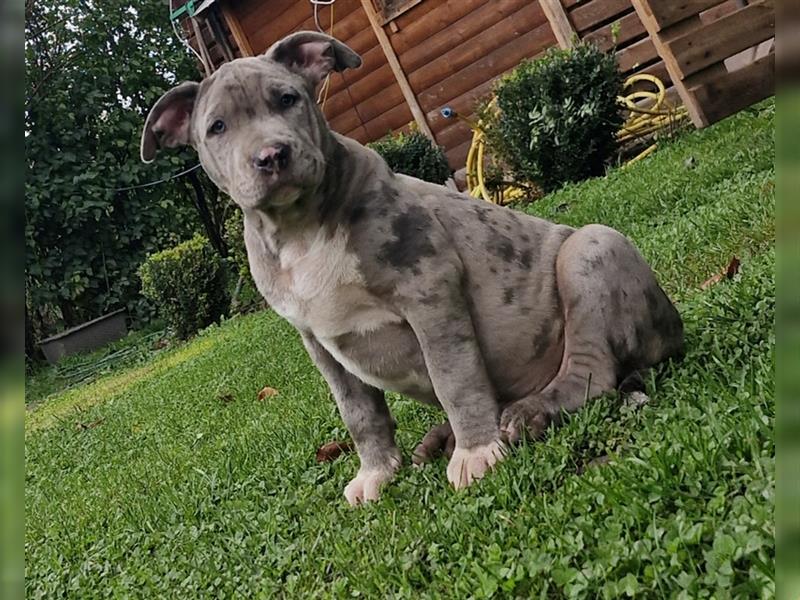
189,17 -> 214,76
630,0 -> 717,127
540,0 -> 576,49
220,2 -> 253,57
207,7 -> 235,63
358,0 -> 436,141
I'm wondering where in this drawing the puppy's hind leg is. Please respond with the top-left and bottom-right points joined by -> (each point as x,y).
412,421 -> 455,465
502,225 -> 634,442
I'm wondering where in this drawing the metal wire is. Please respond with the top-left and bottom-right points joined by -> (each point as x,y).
112,163 -> 202,192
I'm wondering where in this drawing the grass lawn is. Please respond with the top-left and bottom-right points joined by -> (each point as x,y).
25,103 -> 775,598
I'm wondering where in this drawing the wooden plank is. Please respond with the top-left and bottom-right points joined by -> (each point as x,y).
392,0 -> 444,29
616,36 -> 659,72
379,0 -> 425,24
362,101 -> 415,139
341,125 -> 370,144
445,139 -> 473,171
355,84 -> 407,122
630,0 -> 719,126
667,0 -> 774,78
699,0 -> 741,23
247,0 -> 363,53
426,77 -> 498,133
389,0 -> 488,56
359,0 -> 437,140
324,63 -> 396,119
236,0 -> 296,27
417,22 -> 554,112
583,10 -> 645,51
407,3 -> 544,94
328,107 -> 364,134
569,0 -> 632,33
641,0 -> 726,30
398,0 -> 531,74
540,0 -> 577,48
688,50 -> 774,124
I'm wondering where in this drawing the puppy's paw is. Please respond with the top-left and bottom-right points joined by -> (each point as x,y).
343,455 -> 401,506
500,400 -> 552,444
412,421 -> 455,466
446,439 -> 506,490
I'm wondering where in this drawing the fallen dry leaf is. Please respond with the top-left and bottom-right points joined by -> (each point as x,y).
701,256 -> 741,290
257,386 -> 279,401
75,418 -> 105,431
315,440 -> 354,463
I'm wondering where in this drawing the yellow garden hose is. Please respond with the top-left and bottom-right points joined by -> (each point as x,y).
456,73 -> 689,204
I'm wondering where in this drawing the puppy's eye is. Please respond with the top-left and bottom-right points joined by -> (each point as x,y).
280,93 -> 297,107
208,120 -> 226,135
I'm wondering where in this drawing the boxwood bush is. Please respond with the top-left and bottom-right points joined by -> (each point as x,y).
486,43 -> 624,192
138,234 -> 229,339
368,130 -> 451,184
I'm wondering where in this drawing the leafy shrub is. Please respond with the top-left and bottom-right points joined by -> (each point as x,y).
368,130 -> 451,184
138,234 -> 229,339
486,43 -> 624,192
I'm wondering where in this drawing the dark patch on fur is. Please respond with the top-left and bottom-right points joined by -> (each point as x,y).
474,206 -> 490,223
531,319 -> 556,361
419,292 -> 441,307
520,248 -> 533,270
488,234 -> 516,263
452,332 -> 473,345
503,287 -> 515,305
378,208 -> 436,270
348,204 -> 367,224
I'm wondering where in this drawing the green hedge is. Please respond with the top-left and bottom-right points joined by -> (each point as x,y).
368,130 -> 451,184
487,43 -> 624,192
138,234 -> 229,339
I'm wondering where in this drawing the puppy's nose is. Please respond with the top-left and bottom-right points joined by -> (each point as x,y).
253,143 -> 291,173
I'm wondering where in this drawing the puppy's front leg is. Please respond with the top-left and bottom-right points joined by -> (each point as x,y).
301,332 -> 401,505
400,283 -> 505,489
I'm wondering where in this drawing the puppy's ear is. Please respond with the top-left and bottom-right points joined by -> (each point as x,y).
140,81 -> 200,163
265,31 -> 362,87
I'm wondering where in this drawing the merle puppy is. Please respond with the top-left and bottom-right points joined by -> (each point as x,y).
140,31 -> 684,505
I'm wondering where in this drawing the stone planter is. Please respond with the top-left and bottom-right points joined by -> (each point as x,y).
39,309 -> 128,364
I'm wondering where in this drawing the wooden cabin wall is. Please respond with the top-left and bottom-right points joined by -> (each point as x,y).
387,0 -> 556,167
194,0 -> 713,171
231,0 -> 414,145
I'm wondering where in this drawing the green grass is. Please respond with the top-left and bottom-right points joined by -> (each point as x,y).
25,103 -> 775,598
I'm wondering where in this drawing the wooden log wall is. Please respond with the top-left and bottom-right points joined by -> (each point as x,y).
386,0 -> 556,167
231,0 -> 414,145
174,0 -> 774,171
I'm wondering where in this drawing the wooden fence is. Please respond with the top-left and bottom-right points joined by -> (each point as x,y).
178,0 -> 775,168
629,0 -> 775,128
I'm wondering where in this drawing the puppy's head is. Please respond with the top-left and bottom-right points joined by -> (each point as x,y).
140,32 -> 361,210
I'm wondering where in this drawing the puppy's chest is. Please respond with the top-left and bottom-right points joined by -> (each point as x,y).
248,228 -> 400,337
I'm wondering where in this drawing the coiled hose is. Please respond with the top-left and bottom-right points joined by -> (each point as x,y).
445,74 -> 689,204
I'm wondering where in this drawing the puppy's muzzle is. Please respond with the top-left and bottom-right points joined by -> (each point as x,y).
253,143 -> 291,175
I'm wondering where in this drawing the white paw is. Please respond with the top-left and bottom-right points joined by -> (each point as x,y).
625,391 -> 650,408
446,439 -> 506,490
343,456 -> 400,506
